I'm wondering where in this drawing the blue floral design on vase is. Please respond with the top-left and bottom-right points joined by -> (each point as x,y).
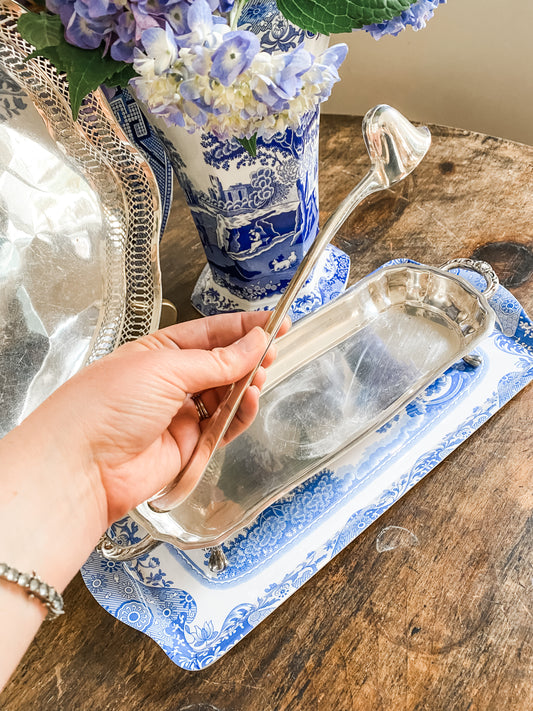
137,0 -> 350,319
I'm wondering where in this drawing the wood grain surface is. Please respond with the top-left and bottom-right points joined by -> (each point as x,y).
2,115 -> 532,711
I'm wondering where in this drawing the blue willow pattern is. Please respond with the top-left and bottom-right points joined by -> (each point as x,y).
81,266 -> 533,670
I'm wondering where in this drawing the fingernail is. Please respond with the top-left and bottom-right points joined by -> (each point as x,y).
236,326 -> 266,353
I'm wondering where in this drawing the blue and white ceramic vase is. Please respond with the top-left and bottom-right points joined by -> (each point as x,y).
147,1 -> 350,319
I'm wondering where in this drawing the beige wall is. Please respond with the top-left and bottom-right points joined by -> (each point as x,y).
323,0 -> 533,146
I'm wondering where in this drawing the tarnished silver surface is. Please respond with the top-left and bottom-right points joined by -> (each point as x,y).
0,1 -> 162,438
149,104 -> 432,513
440,258 -> 499,299
101,260 -> 497,559
96,532 -> 160,562
208,546 -> 229,574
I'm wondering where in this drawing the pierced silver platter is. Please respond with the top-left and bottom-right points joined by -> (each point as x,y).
0,0 -> 162,437
101,259 -> 498,564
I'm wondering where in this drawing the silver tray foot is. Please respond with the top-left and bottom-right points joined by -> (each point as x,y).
463,353 -> 483,368
208,547 -> 228,573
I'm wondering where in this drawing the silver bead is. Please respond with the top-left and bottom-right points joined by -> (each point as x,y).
17,572 -> 31,586
1,563 -> 64,619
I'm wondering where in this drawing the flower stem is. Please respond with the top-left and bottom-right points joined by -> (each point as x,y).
229,0 -> 247,30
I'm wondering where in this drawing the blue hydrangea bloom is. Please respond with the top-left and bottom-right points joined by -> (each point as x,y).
211,30 -> 260,86
81,0 -> 120,20
62,1 -> 115,50
185,0 -> 213,36
141,24 -> 178,72
363,0 -> 446,39
111,10 -> 137,61
46,0 -> 195,56
44,0 -> 440,141
276,45 -> 313,94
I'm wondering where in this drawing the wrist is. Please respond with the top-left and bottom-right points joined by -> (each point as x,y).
0,400 -> 107,592
0,389 -> 108,689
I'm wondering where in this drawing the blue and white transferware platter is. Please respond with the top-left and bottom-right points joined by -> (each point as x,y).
82,263 -> 533,670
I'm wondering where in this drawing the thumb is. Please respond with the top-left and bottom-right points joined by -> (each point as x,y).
167,326 -> 268,395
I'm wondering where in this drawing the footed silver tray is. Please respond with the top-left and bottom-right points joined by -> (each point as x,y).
0,1 -> 162,437
100,259 -> 498,564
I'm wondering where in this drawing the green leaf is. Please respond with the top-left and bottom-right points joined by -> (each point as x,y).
107,63 -> 137,89
236,134 -> 258,157
276,0 -> 415,34
23,39 -> 134,119
65,50 -> 137,118
17,12 -> 63,50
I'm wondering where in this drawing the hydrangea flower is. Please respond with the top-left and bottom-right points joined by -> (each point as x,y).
141,24 -> 178,73
131,10 -> 348,141
363,0 -> 447,40
51,0 -> 117,50
211,30 -> 260,86
42,0 -> 444,142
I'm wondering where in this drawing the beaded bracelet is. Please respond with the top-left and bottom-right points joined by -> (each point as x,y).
0,562 -> 64,620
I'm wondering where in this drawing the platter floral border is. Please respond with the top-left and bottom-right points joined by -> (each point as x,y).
81,262 -> 533,670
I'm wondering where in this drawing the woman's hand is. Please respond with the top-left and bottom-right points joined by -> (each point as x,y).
0,311 -> 289,685
29,311 -> 289,528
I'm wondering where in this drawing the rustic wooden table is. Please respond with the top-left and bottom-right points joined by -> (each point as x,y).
2,115 -> 532,711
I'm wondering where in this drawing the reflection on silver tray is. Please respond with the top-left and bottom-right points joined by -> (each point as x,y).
113,260 -> 497,556
0,1 -> 162,437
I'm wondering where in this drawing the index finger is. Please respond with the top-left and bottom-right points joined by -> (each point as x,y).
152,311 -> 291,351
